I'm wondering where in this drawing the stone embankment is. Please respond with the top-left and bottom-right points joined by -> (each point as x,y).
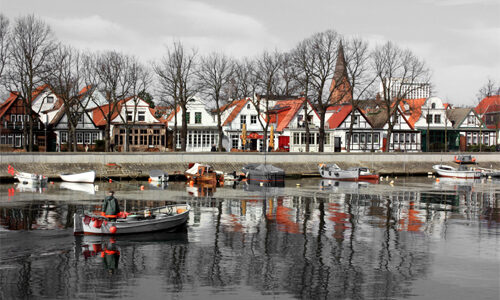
1,152 -> 499,181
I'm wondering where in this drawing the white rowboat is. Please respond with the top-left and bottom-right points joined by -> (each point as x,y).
14,172 -> 48,185
59,170 -> 95,183
432,164 -> 482,179
74,204 -> 190,235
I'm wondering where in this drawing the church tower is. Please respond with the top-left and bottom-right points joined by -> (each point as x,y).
329,41 -> 352,104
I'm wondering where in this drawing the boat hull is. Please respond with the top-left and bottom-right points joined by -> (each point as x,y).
433,165 -> 481,179
14,172 -> 48,185
74,204 -> 190,235
60,171 -> 96,183
319,169 -> 358,181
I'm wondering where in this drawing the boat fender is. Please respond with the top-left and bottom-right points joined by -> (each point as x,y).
109,226 -> 117,234
177,208 -> 186,214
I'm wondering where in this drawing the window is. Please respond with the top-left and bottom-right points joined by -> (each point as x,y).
247,104 -> 251,109
11,115 -> 15,122
406,133 -> 410,143
411,133 -> 416,143
140,129 -> 147,134
324,133 -> 330,145
185,112 -> 190,124
394,133 -> 399,143
127,111 -> 133,122
138,111 -> 145,122
84,133 -> 91,144
47,96 -> 54,103
195,112 -> 202,124
353,133 -> 359,143
61,131 -> 68,143
8,134 -> 13,145
293,132 -> 300,145
352,115 -> 358,125
240,115 -> 246,125
373,133 -> 379,143
360,133 -> 366,144
92,132 -> 98,144
231,134 -> 239,149
431,103 -> 435,109
77,133 -> 83,144
434,114 -> 441,123
426,114 -> 432,124
17,115 -> 23,122
483,133 -> 489,145
468,115 -> 475,124
250,115 -> 257,124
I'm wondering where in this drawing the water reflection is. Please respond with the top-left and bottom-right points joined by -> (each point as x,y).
0,178 -> 498,299
60,182 -> 95,194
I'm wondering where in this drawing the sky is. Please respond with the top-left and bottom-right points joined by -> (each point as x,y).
1,0 -> 499,106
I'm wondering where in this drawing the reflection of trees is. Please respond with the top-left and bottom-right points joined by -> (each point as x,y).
1,186 -> 497,299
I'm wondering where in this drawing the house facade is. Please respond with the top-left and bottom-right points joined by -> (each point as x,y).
475,95 -> 500,145
447,107 -> 496,151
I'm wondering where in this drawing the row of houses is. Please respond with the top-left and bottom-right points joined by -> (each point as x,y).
0,82 -> 498,152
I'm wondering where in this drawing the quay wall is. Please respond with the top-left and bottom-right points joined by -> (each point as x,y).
1,152 -> 499,180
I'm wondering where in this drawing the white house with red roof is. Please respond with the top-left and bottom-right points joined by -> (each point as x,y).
475,95 -> 500,145
164,96 -> 219,152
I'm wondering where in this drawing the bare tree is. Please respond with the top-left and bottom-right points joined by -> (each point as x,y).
372,41 -> 431,152
343,37 -> 377,152
44,45 -> 89,152
276,52 -> 300,96
4,15 -> 56,151
0,14 -> 9,84
154,42 -> 198,151
233,58 -> 258,100
252,50 -> 283,152
197,52 -> 234,152
88,51 -> 140,152
476,78 -> 500,102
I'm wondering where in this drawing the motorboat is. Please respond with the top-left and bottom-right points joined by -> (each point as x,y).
14,171 -> 48,185
432,164 -> 482,179
318,164 -> 358,181
242,164 -> 285,184
59,170 -> 96,183
453,154 -> 476,164
74,203 -> 191,235
149,170 -> 169,182
347,167 -> 380,181
60,182 -> 96,194
185,163 -> 224,186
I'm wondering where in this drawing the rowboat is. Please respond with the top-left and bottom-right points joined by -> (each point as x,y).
432,164 -> 482,179
59,170 -> 95,183
149,169 -> 169,182
74,203 -> 191,235
242,164 -> 285,184
14,171 -> 48,185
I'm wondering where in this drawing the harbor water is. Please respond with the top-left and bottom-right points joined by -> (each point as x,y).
0,177 -> 499,299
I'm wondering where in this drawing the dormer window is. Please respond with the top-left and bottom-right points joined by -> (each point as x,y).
47,96 -> 54,104
127,111 -> 133,122
247,104 -> 251,109
138,111 -> 145,121
431,103 -> 436,109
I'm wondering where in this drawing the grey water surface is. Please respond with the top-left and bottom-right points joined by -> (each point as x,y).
0,177 -> 498,300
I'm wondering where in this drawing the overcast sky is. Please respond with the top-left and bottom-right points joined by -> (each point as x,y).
1,0 -> 499,106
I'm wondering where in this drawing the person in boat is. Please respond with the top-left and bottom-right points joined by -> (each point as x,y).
102,190 -> 120,219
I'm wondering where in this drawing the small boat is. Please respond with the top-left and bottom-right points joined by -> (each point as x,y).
60,182 -> 96,194
454,154 -> 476,164
318,164 -> 358,181
242,164 -> 285,184
185,163 -> 224,186
14,171 -> 48,185
74,203 -> 191,235
149,170 -> 169,182
432,164 -> 482,179
59,170 -> 95,183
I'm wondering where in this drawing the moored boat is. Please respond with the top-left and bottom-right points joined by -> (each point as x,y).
318,164 -> 358,181
59,170 -> 96,183
432,164 -> 481,179
185,163 -> 224,186
14,171 -> 48,185
242,164 -> 285,184
149,169 -> 169,182
347,167 -> 380,181
74,203 -> 191,235
453,154 -> 476,164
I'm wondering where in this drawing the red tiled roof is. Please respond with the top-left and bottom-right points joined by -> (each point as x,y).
399,98 -> 427,127
222,98 -> 248,126
164,106 -> 181,122
0,92 -> 20,119
327,105 -> 352,129
476,95 -> 500,115
92,99 -> 125,126
268,99 -> 305,131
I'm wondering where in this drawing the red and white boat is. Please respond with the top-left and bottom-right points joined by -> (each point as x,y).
319,164 -> 379,182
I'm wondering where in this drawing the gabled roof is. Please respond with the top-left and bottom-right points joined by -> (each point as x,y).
476,95 -> 500,115
399,98 -> 427,127
326,105 -> 352,129
222,98 -> 248,126
365,106 -> 413,130
0,92 -> 20,119
92,99 -> 125,126
268,98 -> 305,131
446,108 -> 471,129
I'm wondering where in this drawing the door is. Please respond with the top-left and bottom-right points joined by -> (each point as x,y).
250,139 -> 258,151
278,136 -> 290,151
334,137 -> 341,152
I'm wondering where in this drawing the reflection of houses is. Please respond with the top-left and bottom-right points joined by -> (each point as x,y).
166,97 -> 219,152
446,107 -> 496,151
475,95 -> 500,144
0,91 -> 49,150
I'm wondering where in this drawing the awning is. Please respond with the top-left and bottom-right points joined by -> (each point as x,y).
246,132 -> 263,139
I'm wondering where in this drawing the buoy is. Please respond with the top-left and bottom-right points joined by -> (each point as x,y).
436,178 -> 440,182
94,185 -> 99,191
380,177 -> 383,181
260,182 -> 264,186
386,176 -> 389,181
389,180 -> 394,185
296,183 -> 301,187
109,179 -> 112,183
394,176 -> 397,180
140,185 -> 144,191
148,178 -> 152,183
109,226 -> 117,234
50,181 -> 54,185
189,180 -> 194,187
